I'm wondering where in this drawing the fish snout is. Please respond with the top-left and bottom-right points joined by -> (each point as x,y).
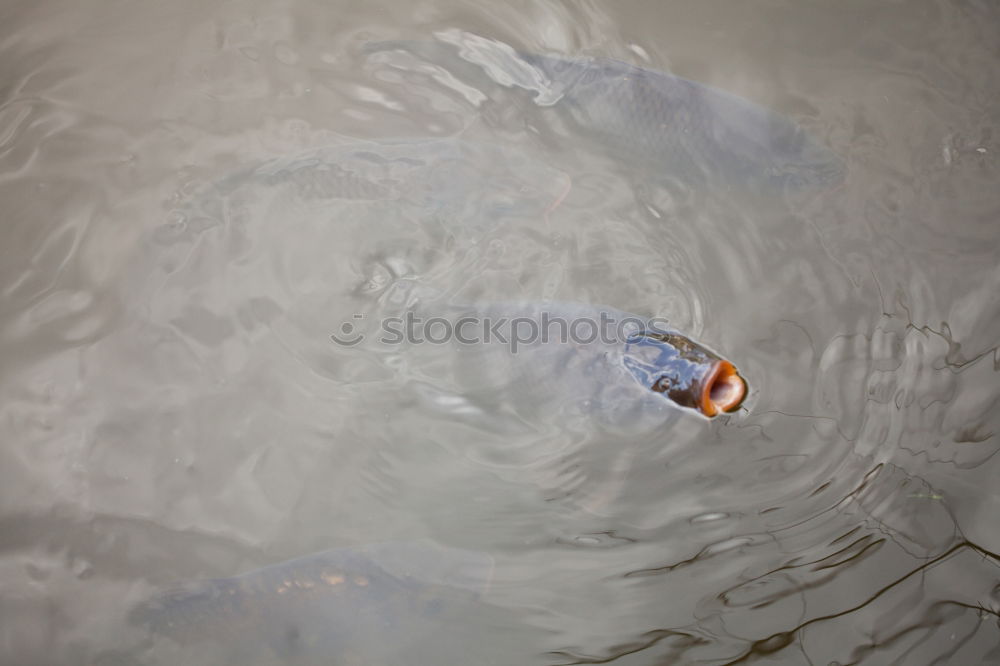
700,360 -> 747,417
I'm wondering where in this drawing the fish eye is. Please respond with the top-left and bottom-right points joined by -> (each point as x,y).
652,374 -> 672,393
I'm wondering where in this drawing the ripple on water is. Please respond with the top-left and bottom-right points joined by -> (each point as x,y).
2,3 -> 999,664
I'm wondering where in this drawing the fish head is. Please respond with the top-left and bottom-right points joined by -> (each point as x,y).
765,124 -> 846,194
623,331 -> 746,417
701,88 -> 845,194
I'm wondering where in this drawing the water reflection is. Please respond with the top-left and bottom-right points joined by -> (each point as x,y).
1,2 -> 999,665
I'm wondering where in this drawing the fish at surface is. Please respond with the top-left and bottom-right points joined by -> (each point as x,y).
384,299 -> 746,425
365,32 -> 845,194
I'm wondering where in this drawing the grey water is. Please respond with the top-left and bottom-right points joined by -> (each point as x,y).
1,1 -> 999,664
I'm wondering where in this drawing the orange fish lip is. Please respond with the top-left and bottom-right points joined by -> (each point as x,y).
700,360 -> 747,417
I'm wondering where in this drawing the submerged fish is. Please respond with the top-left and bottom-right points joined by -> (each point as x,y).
131,540 -> 495,665
180,138 -> 570,232
155,137 -> 571,307
365,34 -> 845,193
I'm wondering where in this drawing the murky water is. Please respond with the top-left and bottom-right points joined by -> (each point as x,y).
2,1 -> 999,664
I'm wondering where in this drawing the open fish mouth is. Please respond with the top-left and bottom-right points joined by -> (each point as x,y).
701,360 -> 747,417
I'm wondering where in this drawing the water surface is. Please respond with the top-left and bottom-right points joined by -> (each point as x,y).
1,1 -> 999,664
